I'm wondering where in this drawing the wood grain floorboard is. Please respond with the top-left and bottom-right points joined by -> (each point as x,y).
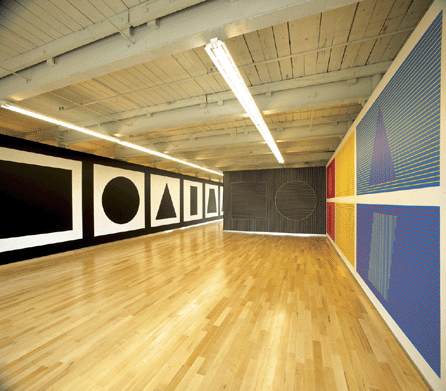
0,221 -> 430,390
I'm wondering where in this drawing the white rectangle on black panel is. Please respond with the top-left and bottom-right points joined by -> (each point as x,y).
151,174 -> 180,227
0,147 -> 82,253
231,182 -> 267,219
205,183 -> 219,218
220,186 -> 224,216
94,164 -> 145,237
184,180 -> 203,222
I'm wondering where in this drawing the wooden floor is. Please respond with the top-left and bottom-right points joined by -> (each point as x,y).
0,221 -> 430,391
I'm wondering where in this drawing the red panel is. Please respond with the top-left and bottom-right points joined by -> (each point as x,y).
327,202 -> 335,240
327,159 -> 335,198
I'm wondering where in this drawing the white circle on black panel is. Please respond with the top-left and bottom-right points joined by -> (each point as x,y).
275,180 -> 317,221
102,176 -> 140,224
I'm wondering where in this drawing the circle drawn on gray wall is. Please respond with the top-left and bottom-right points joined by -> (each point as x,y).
275,180 -> 317,221
102,176 -> 140,224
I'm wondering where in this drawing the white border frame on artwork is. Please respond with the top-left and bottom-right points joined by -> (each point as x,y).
0,148 -> 83,252
183,180 -> 203,222
205,183 -> 219,218
151,174 -> 181,227
93,164 -> 145,237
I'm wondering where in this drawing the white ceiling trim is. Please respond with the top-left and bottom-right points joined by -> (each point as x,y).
0,0 -> 361,101
69,62 -> 390,130
113,122 -> 350,158
60,75 -> 372,145
0,0 -> 207,79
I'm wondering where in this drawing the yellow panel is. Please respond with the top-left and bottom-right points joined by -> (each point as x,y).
335,203 -> 355,267
335,131 -> 355,197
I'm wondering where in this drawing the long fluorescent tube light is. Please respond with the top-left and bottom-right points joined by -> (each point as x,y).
2,102 -> 121,144
1,102 -> 223,176
205,38 -> 284,164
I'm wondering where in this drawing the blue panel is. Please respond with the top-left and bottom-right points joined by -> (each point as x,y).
356,13 -> 441,195
357,204 -> 440,376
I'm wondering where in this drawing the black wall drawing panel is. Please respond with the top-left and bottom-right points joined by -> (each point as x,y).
223,167 -> 326,234
0,134 -> 222,265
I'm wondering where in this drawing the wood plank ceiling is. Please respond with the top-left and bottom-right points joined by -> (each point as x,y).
0,0 -> 433,181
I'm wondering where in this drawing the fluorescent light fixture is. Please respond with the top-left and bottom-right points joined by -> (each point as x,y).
2,102 -> 121,144
205,38 -> 284,164
1,102 -> 223,176
119,141 -> 223,175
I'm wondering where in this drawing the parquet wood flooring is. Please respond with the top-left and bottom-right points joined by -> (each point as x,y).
0,221 -> 430,390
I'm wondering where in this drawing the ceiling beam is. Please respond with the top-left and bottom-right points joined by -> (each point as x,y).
0,0 -> 207,79
154,160 -> 222,178
213,152 -> 333,168
223,160 -> 328,171
150,146 -> 336,164
97,115 -> 359,141
68,62 -> 388,130
119,116 -> 356,154
99,77 -> 373,136
113,122 -> 348,159
129,116 -> 357,144
61,76 -> 370,145
0,0 -> 361,101
172,138 -> 341,160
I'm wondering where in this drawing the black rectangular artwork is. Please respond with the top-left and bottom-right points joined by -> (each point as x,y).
190,186 -> 198,216
231,182 -> 267,219
0,160 -> 73,239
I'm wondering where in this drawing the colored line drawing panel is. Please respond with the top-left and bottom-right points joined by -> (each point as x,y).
356,204 -> 440,376
335,203 -> 355,267
327,158 -> 335,198
327,202 -> 335,241
356,12 -> 441,195
335,132 -> 355,197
